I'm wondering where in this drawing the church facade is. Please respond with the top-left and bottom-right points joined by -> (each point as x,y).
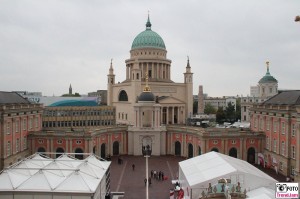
107,16 -> 193,126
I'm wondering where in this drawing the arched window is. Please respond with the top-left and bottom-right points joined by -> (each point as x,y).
229,148 -> 237,158
137,73 -> 139,80
119,90 -> 128,101
56,147 -> 64,158
75,148 -> 84,160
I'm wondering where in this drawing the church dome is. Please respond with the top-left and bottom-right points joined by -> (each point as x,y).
258,62 -> 278,84
138,91 -> 155,102
131,16 -> 166,50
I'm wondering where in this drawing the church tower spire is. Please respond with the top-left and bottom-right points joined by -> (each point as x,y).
146,12 -> 152,30
69,84 -> 72,95
107,59 -> 115,106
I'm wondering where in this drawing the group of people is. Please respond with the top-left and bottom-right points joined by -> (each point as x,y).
150,170 -> 166,181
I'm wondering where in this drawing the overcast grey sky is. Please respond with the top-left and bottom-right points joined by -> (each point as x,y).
0,0 -> 299,97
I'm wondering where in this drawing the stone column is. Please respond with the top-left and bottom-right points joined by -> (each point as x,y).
166,107 -> 169,125
172,107 -> 174,124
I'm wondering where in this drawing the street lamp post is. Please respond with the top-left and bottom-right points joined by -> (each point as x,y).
142,145 -> 152,199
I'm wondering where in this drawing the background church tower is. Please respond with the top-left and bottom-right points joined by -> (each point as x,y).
69,84 -> 72,95
107,59 -> 115,106
184,57 -> 193,118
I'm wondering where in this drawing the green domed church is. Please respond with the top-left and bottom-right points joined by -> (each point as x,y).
107,15 -> 194,155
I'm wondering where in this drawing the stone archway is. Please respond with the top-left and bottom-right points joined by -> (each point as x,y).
56,147 -> 64,158
37,147 -> 46,155
198,146 -> 201,155
101,143 -> 106,159
175,141 -> 181,156
93,146 -> 96,154
188,143 -> 193,158
113,141 -> 119,156
247,147 -> 255,164
211,147 -> 219,152
75,148 -> 84,160
229,147 -> 237,158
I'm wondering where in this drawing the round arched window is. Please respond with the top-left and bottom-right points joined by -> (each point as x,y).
119,90 -> 128,101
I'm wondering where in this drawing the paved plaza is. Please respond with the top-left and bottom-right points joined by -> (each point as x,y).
109,155 -> 287,199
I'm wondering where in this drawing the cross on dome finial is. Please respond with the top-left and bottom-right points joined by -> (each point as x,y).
266,60 -> 270,74
146,12 -> 152,30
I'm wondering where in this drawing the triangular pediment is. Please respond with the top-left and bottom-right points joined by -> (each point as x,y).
158,96 -> 185,104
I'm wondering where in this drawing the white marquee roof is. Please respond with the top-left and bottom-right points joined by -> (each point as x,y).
0,153 -> 110,193
179,151 -> 277,191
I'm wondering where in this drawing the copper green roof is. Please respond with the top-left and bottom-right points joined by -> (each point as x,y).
131,16 -> 166,50
258,66 -> 278,84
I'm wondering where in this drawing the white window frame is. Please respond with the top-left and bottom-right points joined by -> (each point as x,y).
29,118 -> 33,129
16,138 -> 20,153
292,124 -> 295,137
23,136 -> 27,150
273,121 -> 277,133
23,118 -> 27,130
7,141 -> 11,156
281,141 -> 285,156
6,122 -> 10,134
266,136 -> 269,149
15,120 -> 19,133
292,146 -> 295,159
266,118 -> 270,130
281,122 -> 285,135
273,139 -> 277,153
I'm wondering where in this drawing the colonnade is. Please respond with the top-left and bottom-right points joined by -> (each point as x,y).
126,62 -> 171,81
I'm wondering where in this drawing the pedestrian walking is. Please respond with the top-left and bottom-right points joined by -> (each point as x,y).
151,170 -> 153,178
144,178 -> 147,186
132,164 -> 135,171
148,177 -> 152,186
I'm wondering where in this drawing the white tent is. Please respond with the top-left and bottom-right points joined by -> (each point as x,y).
0,153 -> 111,199
178,151 -> 277,199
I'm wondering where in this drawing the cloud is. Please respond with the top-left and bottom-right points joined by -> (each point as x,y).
0,0 -> 299,97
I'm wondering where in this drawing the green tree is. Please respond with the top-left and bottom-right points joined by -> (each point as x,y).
204,103 -> 216,114
216,107 -> 225,124
225,102 -> 236,122
235,98 -> 241,121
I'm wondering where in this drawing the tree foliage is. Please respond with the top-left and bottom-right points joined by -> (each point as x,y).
225,102 -> 236,122
216,107 -> 225,123
204,103 -> 216,114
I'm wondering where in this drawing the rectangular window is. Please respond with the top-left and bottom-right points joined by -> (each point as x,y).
279,162 -> 283,171
281,141 -> 285,156
273,139 -> 277,153
243,107 -> 246,112
266,118 -> 270,130
23,118 -> 27,130
266,137 -> 269,149
281,122 -> 285,134
292,146 -> 295,159
291,166 -> 295,176
7,141 -> 11,156
273,121 -> 277,132
292,124 -> 295,137
16,138 -> 20,153
29,118 -> 33,129
6,122 -> 10,134
254,118 -> 257,128
15,120 -> 19,132
23,136 -> 27,150
259,118 -> 263,130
